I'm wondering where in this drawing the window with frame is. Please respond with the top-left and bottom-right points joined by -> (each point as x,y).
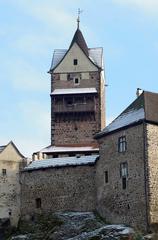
2,169 -> 6,176
118,136 -> 127,152
120,162 -> 128,190
120,162 -> 128,177
35,198 -> 41,208
73,59 -> 78,65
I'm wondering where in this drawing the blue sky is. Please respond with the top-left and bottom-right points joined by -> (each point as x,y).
1,0 -> 158,157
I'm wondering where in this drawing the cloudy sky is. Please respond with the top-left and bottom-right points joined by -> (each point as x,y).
1,0 -> 158,157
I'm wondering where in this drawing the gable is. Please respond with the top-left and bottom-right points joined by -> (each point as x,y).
54,43 -> 98,73
0,141 -> 24,162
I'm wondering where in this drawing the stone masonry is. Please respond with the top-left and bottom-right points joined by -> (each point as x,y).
21,164 -> 96,218
96,123 -> 148,230
146,123 -> 158,225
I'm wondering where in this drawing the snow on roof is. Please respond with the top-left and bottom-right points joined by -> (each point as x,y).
40,145 -> 99,153
51,88 -> 97,95
50,48 -> 103,71
102,108 -> 145,134
24,155 -> 99,171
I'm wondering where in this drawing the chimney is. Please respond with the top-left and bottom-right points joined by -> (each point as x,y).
136,88 -> 143,98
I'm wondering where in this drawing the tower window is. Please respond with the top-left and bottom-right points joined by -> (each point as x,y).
73,59 -> 78,65
36,198 -> 41,208
118,136 -> 127,152
2,169 -> 6,176
74,78 -> 79,85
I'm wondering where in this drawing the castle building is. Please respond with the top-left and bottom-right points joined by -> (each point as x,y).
95,90 -> 158,231
21,24 -> 105,221
33,24 -> 105,160
3,21 -> 158,232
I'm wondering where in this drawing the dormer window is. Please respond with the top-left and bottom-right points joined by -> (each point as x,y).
73,59 -> 78,65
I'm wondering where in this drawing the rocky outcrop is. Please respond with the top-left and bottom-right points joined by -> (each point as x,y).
9,212 -> 135,240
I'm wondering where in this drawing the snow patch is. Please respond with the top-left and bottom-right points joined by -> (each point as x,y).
40,145 -> 99,153
24,155 -> 99,171
104,108 -> 145,133
51,88 -> 97,95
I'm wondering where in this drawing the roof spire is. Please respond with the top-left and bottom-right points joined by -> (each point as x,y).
77,8 -> 83,29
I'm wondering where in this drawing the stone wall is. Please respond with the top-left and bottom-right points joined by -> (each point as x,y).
51,71 -> 102,145
21,164 -> 96,217
96,124 -> 148,230
146,123 -> 158,225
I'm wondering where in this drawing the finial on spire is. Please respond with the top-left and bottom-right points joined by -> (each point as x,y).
77,8 -> 83,29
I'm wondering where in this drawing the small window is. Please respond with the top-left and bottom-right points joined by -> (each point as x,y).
73,59 -> 78,65
120,162 -> 128,177
118,136 -> 127,152
104,171 -> 109,183
122,177 -> 127,190
2,169 -> 6,176
74,78 -> 79,85
36,198 -> 41,208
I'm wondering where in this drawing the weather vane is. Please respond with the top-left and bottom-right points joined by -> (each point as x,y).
77,8 -> 83,29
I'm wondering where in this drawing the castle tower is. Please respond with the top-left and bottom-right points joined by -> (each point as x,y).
33,24 -> 105,160
49,27 -> 105,148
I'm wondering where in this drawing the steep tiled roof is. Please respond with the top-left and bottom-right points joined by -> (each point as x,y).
24,155 -> 99,171
69,28 -> 89,56
49,28 -> 103,72
96,91 -> 158,138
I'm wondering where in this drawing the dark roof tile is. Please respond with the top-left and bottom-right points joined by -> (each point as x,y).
69,28 -> 89,56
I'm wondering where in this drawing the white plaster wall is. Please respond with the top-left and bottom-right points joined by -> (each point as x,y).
0,143 -> 24,226
54,43 -> 98,73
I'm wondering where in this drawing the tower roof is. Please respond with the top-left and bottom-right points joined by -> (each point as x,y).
49,27 -> 103,72
69,28 -> 89,56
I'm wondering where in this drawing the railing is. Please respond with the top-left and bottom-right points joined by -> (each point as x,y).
53,103 -> 95,113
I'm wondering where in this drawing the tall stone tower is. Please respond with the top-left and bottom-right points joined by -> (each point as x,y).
33,24 -> 105,160
49,27 -> 105,147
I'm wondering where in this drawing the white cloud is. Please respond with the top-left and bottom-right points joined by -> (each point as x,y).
113,0 -> 158,15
